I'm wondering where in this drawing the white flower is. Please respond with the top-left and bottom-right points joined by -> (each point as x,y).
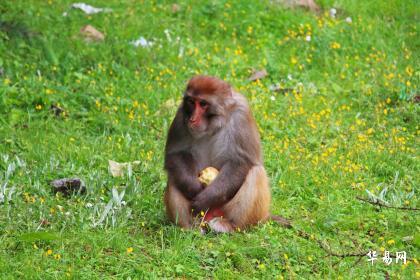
130,36 -> 154,48
270,96 -> 276,101
287,74 -> 293,80
164,29 -> 172,42
345,17 -> 352,23
70,3 -> 112,15
178,46 -> 184,57
329,8 -> 337,18
305,35 -> 311,42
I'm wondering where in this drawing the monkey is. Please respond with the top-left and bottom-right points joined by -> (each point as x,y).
164,75 -> 290,233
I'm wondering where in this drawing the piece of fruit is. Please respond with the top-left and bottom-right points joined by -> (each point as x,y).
198,167 -> 219,186
197,167 -> 224,223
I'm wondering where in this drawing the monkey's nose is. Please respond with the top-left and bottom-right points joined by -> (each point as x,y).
190,118 -> 199,126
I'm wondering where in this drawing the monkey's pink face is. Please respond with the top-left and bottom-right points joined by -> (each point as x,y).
183,96 -> 210,136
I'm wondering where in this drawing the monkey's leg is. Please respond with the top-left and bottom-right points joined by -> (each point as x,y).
164,183 -> 192,229
207,217 -> 235,233
221,165 -> 271,230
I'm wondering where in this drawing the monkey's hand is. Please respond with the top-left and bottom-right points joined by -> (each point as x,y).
191,161 -> 250,212
191,189 -> 217,213
179,179 -> 203,200
165,152 -> 204,200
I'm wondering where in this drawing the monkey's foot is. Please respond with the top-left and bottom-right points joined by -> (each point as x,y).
208,217 -> 234,233
203,208 -> 224,221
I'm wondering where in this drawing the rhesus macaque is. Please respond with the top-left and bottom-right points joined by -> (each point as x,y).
164,75 -> 290,233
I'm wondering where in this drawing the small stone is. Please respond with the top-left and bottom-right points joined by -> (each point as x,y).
171,4 -> 181,13
248,69 -> 268,81
80,25 -> 105,42
50,178 -> 86,196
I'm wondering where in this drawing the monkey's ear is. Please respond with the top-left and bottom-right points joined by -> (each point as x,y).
227,86 -> 233,97
224,92 -> 236,110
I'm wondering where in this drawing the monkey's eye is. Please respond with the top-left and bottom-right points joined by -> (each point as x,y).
199,100 -> 208,107
186,98 -> 194,105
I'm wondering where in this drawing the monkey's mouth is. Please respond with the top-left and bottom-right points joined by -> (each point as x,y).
188,123 -> 201,132
189,122 -> 200,129
187,122 -> 207,136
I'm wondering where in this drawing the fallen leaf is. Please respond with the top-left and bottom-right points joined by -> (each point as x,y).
275,0 -> 319,12
64,3 -> 112,16
80,25 -> 105,42
249,69 -> 268,81
108,160 -> 141,177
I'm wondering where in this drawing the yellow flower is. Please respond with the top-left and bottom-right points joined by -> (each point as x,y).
257,263 -> 266,270
126,247 -> 133,253
291,57 -> 298,65
405,66 -> 413,76
54,254 -> 61,260
46,249 -> 53,256
387,239 -> 395,245
3,78 -> 11,85
128,111 -> 135,120
331,42 -> 341,49
36,104 -> 42,110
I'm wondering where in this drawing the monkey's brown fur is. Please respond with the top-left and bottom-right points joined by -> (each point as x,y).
165,165 -> 271,231
164,76 -> 283,233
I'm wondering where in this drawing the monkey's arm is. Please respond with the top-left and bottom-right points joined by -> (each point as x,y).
165,152 -> 203,200
191,161 -> 250,211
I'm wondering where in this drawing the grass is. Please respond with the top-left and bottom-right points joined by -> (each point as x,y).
0,0 -> 418,278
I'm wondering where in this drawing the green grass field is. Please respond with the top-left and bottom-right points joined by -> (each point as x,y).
0,0 -> 418,278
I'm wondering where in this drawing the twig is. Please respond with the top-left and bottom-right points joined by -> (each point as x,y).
294,228 -> 413,262
149,123 -> 162,139
356,196 -> 420,211
296,229 -> 366,258
353,255 -> 364,266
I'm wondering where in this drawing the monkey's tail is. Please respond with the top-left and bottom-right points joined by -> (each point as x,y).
269,214 -> 292,228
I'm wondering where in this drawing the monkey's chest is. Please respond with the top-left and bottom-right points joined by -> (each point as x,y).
191,138 -> 225,170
